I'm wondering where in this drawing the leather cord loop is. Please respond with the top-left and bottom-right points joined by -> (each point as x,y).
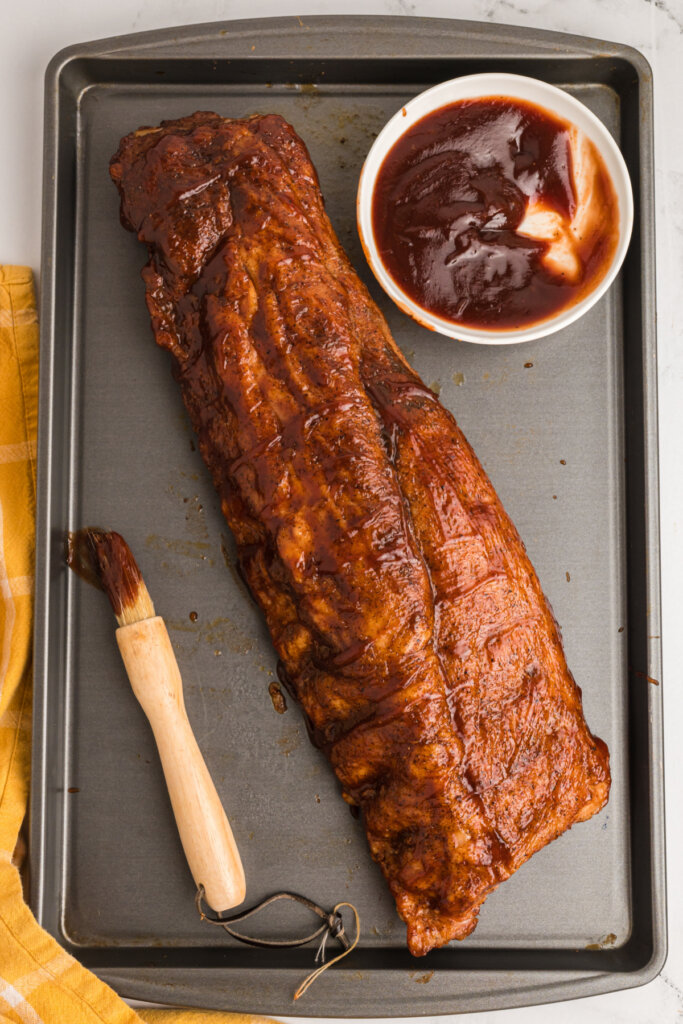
195,887 -> 351,951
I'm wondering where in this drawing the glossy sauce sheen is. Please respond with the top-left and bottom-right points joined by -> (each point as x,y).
67,528 -> 143,618
372,98 -> 619,329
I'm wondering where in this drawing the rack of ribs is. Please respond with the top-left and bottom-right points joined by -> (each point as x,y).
110,111 -> 610,956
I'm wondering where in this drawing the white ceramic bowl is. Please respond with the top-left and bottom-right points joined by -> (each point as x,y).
357,73 -> 634,345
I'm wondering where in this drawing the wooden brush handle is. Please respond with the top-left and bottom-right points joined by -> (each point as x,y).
116,616 -> 246,911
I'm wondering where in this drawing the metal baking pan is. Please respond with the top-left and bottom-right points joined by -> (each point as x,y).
32,15 -> 664,1017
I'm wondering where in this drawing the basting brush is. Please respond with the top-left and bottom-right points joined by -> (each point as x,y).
67,527 -> 246,912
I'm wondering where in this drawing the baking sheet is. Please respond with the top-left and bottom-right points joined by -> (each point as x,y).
32,15 -> 665,1016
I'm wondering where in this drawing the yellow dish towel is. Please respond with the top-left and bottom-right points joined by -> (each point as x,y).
0,266 -> 275,1024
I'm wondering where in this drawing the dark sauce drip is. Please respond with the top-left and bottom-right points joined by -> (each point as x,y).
372,97 -> 619,330
66,528 -> 142,618
268,680 -> 288,714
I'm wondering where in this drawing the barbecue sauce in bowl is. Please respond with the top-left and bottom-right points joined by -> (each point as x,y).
371,98 -> 619,331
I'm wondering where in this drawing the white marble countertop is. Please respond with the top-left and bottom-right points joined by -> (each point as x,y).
2,0 -> 680,1021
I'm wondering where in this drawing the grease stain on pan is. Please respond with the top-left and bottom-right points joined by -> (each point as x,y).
277,725 -> 302,757
183,496 -> 209,541
167,616 -> 253,655
585,932 -> 617,950
164,469 -> 209,541
146,533 -> 214,564
411,970 -> 435,984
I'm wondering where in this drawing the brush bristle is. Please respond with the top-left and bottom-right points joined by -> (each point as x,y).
68,528 -> 155,626
115,576 -> 155,626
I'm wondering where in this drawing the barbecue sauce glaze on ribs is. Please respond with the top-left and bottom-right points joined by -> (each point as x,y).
110,112 -> 610,956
